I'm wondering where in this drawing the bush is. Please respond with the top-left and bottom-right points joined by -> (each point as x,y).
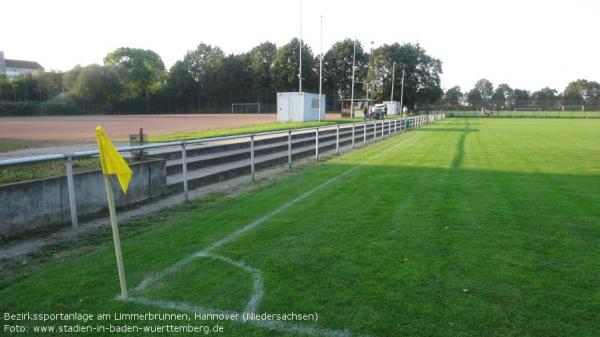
0,96 -> 83,116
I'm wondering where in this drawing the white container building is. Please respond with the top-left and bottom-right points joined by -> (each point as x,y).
383,101 -> 401,115
277,92 -> 326,122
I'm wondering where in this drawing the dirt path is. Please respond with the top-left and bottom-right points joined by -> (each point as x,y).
0,113 -> 342,159
0,114 -> 278,142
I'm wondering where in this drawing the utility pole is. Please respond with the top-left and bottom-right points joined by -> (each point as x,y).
400,67 -> 405,117
319,15 -> 323,122
367,41 -> 374,102
390,61 -> 396,102
298,0 -> 302,93
350,38 -> 356,119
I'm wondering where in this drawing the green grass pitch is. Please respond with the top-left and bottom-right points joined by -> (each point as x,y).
1,118 -> 599,336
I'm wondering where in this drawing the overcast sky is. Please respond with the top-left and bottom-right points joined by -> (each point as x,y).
2,0 -> 598,93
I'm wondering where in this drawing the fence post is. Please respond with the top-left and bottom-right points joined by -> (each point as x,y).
363,123 -> 367,145
336,124 -> 340,154
250,135 -> 255,181
351,123 -> 355,148
181,143 -> 189,201
65,156 -> 78,230
315,128 -> 319,160
288,130 -> 292,170
395,119 -> 397,133
383,120 -> 386,137
373,121 -> 377,141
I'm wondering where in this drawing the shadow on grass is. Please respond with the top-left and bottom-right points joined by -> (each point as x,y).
451,119 -> 474,169
411,127 -> 479,132
1,156 -> 599,337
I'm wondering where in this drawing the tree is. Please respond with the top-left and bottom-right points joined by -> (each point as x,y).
35,71 -> 64,101
217,53 -> 253,107
183,43 -> 225,109
11,73 -> 40,101
531,87 -> 558,110
0,74 -> 14,101
491,83 -> 513,109
271,38 -> 317,93
323,39 -> 367,107
166,60 -> 196,112
248,42 -> 277,103
513,89 -> 530,108
467,88 -> 482,109
63,64 -> 124,111
474,79 -> 494,100
564,79 -> 600,105
444,86 -> 463,108
367,43 -> 443,107
104,47 -> 166,112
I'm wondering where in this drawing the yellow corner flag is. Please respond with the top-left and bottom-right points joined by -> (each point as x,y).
96,126 -> 132,193
96,125 -> 130,299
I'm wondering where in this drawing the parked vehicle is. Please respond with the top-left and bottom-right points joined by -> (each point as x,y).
371,104 -> 387,119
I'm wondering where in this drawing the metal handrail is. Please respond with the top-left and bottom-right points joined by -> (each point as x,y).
0,113 -> 445,231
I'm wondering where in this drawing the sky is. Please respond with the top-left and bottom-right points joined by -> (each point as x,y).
2,0 -> 599,93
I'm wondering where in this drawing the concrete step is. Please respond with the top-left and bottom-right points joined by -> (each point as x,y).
165,133 -> 378,193
162,120 -> 409,193
163,126 -> 380,176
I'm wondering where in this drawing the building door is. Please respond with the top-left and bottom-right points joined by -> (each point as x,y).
279,97 -> 290,121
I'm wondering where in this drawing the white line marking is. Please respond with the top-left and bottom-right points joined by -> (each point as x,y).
128,295 -> 360,337
127,132 -> 420,337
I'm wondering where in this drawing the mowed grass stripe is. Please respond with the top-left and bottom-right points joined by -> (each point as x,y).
216,119 -> 599,336
1,118 -> 599,337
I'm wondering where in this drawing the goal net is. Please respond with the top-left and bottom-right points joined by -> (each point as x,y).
231,103 -> 261,113
514,108 -> 541,111
561,105 -> 585,111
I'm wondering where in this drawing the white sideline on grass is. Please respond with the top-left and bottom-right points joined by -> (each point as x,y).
127,132 -> 421,337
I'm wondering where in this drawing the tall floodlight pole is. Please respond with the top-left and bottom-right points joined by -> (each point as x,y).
298,0 -> 302,93
367,41 -> 374,102
350,38 -> 356,118
319,15 -> 323,122
390,61 -> 396,101
400,67 -> 405,117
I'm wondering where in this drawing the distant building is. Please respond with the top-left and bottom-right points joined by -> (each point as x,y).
0,51 -> 44,79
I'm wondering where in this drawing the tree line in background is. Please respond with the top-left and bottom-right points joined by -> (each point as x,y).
1,39 -> 599,116
442,78 -> 600,111
0,39 -> 443,116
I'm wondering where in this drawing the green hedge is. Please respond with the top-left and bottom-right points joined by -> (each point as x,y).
0,99 -> 84,116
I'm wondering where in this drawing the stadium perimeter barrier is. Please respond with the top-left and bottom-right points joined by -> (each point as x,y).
0,113 -> 445,234
444,110 -> 600,118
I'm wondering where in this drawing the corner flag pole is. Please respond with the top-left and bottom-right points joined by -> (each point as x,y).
103,175 -> 128,299
96,125 -> 132,300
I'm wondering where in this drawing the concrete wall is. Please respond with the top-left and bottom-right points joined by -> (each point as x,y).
0,158 -> 166,236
